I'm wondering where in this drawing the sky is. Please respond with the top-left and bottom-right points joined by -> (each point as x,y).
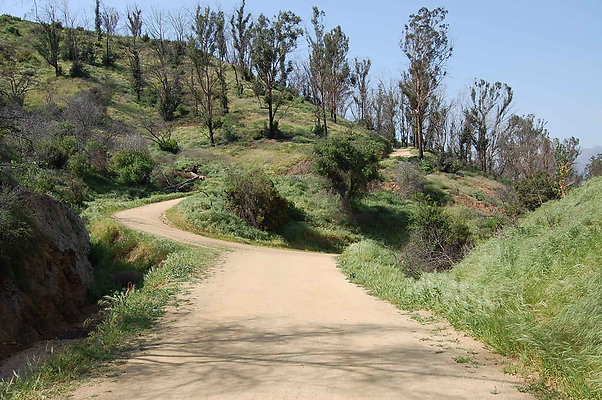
1,0 -> 601,148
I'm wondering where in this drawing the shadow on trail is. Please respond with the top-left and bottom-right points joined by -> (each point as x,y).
111,319 -> 520,400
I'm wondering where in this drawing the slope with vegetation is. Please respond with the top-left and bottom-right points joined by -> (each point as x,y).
0,2 -> 598,399
339,177 -> 602,399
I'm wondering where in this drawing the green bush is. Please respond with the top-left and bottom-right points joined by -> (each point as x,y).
313,134 -> 383,203
40,135 -> 77,169
157,138 -> 180,154
402,199 -> 472,275
68,152 -> 95,177
0,186 -> 34,272
513,170 -> 559,211
224,169 -> 290,231
109,150 -> 155,186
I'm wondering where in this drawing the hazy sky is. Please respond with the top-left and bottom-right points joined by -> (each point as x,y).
2,0 -> 601,147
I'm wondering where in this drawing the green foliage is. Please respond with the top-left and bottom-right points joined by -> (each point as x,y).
14,163 -> 88,207
6,26 -> 20,36
585,153 -> 602,179
513,170 -> 559,211
157,138 -> 180,154
0,186 -> 34,272
313,134 -> 383,202
40,135 -> 77,169
109,150 -> 155,186
224,169 -> 290,231
402,199 -> 472,275
339,177 -> 602,399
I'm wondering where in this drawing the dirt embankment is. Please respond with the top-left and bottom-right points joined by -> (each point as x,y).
0,189 -> 94,366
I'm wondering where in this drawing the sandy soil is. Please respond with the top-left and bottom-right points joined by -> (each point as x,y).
389,147 -> 415,158
71,199 -> 531,399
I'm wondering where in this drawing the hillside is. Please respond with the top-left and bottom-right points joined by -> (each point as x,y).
339,177 -> 602,398
4,11 -> 594,400
0,15 -> 514,252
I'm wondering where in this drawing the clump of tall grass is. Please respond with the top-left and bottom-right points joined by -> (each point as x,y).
339,177 -> 602,399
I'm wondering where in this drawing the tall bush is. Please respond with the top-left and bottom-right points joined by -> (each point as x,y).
223,169 -> 290,231
313,134 -> 382,203
109,150 -> 155,186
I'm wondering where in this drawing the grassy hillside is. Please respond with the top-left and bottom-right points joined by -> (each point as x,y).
339,177 -> 602,398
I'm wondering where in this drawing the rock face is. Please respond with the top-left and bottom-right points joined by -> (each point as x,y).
0,190 -> 93,358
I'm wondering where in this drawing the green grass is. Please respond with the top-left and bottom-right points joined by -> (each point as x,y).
0,194 -> 221,399
338,177 -> 602,399
167,167 -> 414,253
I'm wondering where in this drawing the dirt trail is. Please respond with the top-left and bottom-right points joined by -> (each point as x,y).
72,199 -> 531,399
389,147 -> 414,158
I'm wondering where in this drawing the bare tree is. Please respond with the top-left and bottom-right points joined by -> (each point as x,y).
400,7 -> 452,159
189,6 -> 226,146
168,9 -> 188,65
61,2 -> 86,77
497,114 -> 555,180
0,46 -> 36,106
101,7 -> 119,66
147,8 -> 182,121
33,5 -> 63,76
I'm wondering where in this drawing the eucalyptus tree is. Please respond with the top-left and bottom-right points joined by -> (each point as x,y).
94,0 -> 102,41
230,0 -> 254,88
585,153 -> 602,179
324,25 -> 351,123
250,11 -> 302,138
352,57 -> 372,129
126,6 -> 144,101
466,79 -> 513,172
400,7 -> 452,159
215,11 -> 229,114
308,7 -> 328,136
189,6 -> 227,146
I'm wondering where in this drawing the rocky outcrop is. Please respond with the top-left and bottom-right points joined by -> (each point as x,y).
0,190 -> 93,359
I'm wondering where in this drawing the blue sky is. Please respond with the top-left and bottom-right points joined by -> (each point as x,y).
2,0 -> 601,147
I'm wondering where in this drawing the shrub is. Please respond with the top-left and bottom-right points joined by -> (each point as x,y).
6,26 -> 20,36
585,153 -> 602,179
223,169 -> 290,231
313,134 -> 383,203
513,170 -> 559,211
109,150 -> 155,186
68,152 -> 95,177
0,186 -> 34,271
40,135 -> 77,169
435,152 -> 463,173
391,161 -> 426,199
402,199 -> 472,276
157,138 -> 180,154
220,126 -> 239,144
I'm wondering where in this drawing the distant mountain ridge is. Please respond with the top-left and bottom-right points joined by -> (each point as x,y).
576,146 -> 602,174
